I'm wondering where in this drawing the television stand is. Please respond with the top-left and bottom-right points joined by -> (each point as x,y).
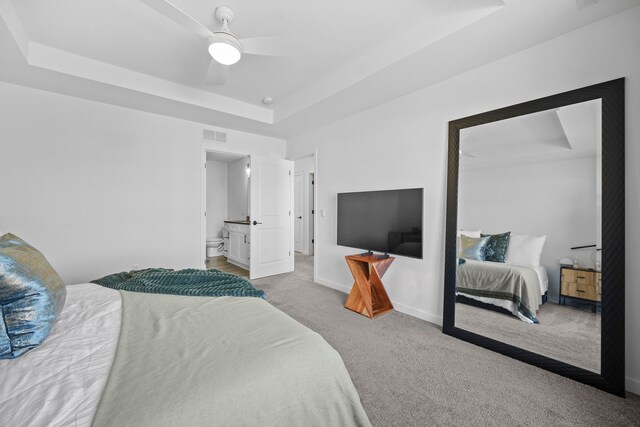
344,254 -> 394,318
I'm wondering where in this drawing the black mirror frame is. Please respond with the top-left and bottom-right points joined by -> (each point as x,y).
443,79 -> 625,397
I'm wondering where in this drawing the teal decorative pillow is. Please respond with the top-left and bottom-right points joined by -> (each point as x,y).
481,232 -> 511,263
0,233 -> 66,359
459,235 -> 490,261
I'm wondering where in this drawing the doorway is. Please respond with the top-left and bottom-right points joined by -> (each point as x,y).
204,151 -> 250,277
202,149 -> 294,280
291,152 -> 317,280
293,172 -> 315,255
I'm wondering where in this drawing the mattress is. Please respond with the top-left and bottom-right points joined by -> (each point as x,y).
531,264 -> 549,294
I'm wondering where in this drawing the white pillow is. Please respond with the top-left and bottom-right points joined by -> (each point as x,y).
505,234 -> 546,266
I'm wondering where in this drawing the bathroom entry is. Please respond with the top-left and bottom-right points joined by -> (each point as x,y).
204,151 -> 293,280
205,151 -> 251,277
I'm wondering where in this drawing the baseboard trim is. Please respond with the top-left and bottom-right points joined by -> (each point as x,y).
626,376 -> 640,395
392,301 -> 443,326
315,276 -> 351,294
315,276 -> 442,326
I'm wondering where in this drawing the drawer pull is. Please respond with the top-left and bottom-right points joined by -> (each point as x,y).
576,290 -> 585,293
577,276 -> 587,279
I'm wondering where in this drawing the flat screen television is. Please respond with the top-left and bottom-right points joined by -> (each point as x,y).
337,188 -> 423,259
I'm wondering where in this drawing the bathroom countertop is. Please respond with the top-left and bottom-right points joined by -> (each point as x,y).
224,220 -> 251,225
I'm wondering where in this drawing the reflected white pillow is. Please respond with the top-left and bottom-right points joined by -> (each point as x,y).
456,230 -> 481,256
457,230 -> 480,238
505,234 -> 546,266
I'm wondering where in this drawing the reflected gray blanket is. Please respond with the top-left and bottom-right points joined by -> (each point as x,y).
92,292 -> 371,427
457,259 -> 542,323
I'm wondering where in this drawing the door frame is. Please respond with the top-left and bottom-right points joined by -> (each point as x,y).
308,172 -> 315,255
201,146 -> 250,269
293,171 -> 314,256
293,172 -> 304,253
288,150 -> 318,283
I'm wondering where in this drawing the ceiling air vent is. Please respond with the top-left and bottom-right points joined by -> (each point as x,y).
203,129 -> 215,141
203,129 -> 227,143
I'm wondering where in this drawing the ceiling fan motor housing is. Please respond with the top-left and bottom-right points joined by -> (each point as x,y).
214,5 -> 235,23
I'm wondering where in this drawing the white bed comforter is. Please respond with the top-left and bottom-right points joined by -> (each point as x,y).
0,284 -> 121,427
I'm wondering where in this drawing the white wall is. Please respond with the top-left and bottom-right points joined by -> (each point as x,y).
206,160 -> 227,238
287,7 -> 640,392
294,156 -> 315,174
0,81 -> 285,284
227,157 -> 250,220
458,157 -> 597,301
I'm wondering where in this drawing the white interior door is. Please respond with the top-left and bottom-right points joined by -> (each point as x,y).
249,155 -> 293,279
294,173 -> 304,253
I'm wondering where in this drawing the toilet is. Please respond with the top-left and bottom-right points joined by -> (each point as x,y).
206,237 -> 225,258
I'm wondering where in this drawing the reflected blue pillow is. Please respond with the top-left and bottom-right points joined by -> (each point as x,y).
0,233 -> 66,359
459,235 -> 490,261
482,232 -> 511,263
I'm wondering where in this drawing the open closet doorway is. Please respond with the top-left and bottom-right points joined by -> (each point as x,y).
292,152 -> 317,281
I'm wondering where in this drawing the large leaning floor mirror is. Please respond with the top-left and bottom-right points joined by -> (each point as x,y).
443,79 -> 625,396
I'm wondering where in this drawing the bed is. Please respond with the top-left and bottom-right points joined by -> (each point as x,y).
456,259 -> 549,323
0,283 -> 371,427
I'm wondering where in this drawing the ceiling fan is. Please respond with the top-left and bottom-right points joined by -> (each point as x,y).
139,0 -> 303,85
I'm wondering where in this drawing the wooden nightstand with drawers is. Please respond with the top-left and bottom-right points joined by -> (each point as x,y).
559,266 -> 601,312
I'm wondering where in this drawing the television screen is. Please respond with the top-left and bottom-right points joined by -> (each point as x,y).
337,188 -> 423,259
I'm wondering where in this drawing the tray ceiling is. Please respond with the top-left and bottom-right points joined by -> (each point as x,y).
1,0 -> 638,138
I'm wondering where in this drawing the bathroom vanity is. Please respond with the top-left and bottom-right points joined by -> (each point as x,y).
224,221 -> 250,269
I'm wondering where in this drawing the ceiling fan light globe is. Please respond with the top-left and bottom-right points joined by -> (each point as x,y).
208,33 -> 242,65
209,42 -> 241,65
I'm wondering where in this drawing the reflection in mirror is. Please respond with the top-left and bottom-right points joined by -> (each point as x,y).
454,99 -> 602,373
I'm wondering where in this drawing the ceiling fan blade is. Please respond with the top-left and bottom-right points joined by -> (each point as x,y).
139,0 -> 213,39
204,60 -> 229,86
240,36 -> 308,57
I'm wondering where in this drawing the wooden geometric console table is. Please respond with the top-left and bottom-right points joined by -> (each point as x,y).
344,254 -> 394,318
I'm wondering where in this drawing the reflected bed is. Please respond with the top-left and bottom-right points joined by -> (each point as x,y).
456,259 -> 549,323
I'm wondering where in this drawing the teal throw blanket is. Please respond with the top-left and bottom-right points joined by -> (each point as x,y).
91,268 -> 265,299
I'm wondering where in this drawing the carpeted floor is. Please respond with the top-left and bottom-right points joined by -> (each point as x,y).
456,300 -> 601,372
253,254 -> 640,426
